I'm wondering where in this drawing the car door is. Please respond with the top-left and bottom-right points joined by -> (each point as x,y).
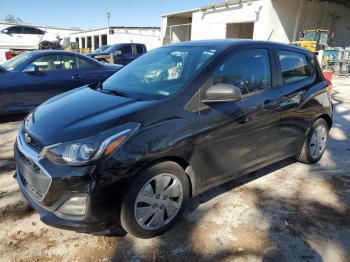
22,26 -> 42,48
76,55 -> 113,84
11,54 -> 85,110
0,70 -> 18,114
135,44 -> 146,59
115,45 -> 134,65
0,26 -> 23,48
193,46 -> 281,188
274,48 -> 317,156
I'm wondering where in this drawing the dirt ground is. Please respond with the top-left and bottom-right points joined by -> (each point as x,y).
1,77 -> 350,262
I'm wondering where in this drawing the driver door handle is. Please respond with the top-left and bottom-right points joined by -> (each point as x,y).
72,74 -> 82,80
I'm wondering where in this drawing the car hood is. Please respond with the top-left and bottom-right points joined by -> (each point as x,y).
102,63 -> 123,70
28,87 -> 157,145
90,52 -> 111,57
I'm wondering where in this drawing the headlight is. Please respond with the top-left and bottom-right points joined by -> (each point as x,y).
41,123 -> 139,166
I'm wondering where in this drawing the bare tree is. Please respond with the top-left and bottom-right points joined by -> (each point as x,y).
3,14 -> 23,24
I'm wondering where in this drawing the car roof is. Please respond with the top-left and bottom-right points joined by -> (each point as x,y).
28,50 -> 79,56
165,39 -> 311,54
110,43 -> 145,46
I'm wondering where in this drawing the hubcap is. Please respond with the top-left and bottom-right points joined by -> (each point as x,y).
134,173 -> 183,230
310,125 -> 328,159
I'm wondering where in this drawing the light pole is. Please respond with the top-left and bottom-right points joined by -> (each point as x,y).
106,12 -> 111,33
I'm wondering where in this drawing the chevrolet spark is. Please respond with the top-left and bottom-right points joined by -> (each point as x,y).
15,40 -> 333,238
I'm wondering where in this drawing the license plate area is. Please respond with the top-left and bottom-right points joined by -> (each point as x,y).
15,148 -> 51,200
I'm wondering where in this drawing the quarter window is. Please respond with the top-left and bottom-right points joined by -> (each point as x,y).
76,57 -> 97,69
211,49 -> 272,96
278,51 -> 311,84
36,28 -> 45,35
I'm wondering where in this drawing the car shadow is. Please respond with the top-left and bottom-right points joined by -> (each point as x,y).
0,113 -> 26,124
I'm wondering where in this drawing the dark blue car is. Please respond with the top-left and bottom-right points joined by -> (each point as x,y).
0,50 -> 122,115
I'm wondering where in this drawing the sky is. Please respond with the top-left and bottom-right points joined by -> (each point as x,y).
0,0 -> 215,29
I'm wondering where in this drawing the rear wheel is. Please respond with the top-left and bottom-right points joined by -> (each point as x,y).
120,161 -> 189,238
296,118 -> 329,164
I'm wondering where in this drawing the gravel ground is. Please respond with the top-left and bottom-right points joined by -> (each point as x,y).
0,77 -> 350,262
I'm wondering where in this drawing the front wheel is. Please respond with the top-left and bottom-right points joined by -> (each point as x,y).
120,161 -> 189,238
296,118 -> 329,164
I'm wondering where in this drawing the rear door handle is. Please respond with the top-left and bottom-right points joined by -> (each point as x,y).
262,99 -> 276,111
71,74 -> 81,80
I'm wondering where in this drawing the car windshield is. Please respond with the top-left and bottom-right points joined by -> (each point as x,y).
102,46 -> 217,99
103,44 -> 121,53
1,52 -> 31,71
303,31 -> 320,42
94,45 -> 110,53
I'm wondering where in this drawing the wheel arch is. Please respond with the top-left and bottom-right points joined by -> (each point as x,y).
134,156 -> 199,197
319,113 -> 333,129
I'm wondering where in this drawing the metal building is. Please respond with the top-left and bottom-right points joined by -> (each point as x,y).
161,0 -> 350,47
69,26 -> 161,52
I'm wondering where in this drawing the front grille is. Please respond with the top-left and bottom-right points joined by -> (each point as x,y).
18,150 -> 40,173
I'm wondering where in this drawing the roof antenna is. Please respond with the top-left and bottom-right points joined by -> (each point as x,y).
267,30 -> 274,41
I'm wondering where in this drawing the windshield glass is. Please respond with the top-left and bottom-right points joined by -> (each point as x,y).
94,45 -> 110,53
303,31 -> 317,41
104,44 -> 121,53
1,52 -> 31,71
102,46 -> 217,98
319,32 -> 328,45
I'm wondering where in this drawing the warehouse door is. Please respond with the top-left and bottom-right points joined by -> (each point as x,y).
226,23 -> 254,39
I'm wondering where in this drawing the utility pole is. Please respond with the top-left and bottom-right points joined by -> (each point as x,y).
106,12 -> 111,33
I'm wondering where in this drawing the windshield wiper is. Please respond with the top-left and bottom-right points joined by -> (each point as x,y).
95,82 -> 133,99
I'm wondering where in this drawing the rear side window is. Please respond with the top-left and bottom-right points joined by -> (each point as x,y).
211,49 -> 272,96
136,44 -> 145,54
76,57 -> 97,69
22,26 -> 37,34
278,50 -> 311,84
119,45 -> 132,55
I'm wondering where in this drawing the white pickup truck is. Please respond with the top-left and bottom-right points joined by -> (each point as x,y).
0,48 -> 29,63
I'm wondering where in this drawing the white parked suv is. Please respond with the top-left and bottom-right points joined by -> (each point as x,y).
0,25 -> 61,50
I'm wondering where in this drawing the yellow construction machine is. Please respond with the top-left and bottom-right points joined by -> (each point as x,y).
293,29 -> 330,53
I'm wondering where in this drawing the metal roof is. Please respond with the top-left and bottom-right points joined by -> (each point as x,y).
70,26 -> 160,35
320,0 -> 350,8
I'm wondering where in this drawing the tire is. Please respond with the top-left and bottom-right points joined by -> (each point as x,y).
120,161 -> 189,238
38,41 -> 53,50
296,118 -> 329,164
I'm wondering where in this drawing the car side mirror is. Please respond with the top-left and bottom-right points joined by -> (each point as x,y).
2,29 -> 9,34
115,50 -> 123,56
22,65 -> 39,73
202,83 -> 242,103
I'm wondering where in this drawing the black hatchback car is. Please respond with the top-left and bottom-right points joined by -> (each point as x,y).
15,40 -> 333,238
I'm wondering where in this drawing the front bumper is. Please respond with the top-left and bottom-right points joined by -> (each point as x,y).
14,126 -> 127,236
